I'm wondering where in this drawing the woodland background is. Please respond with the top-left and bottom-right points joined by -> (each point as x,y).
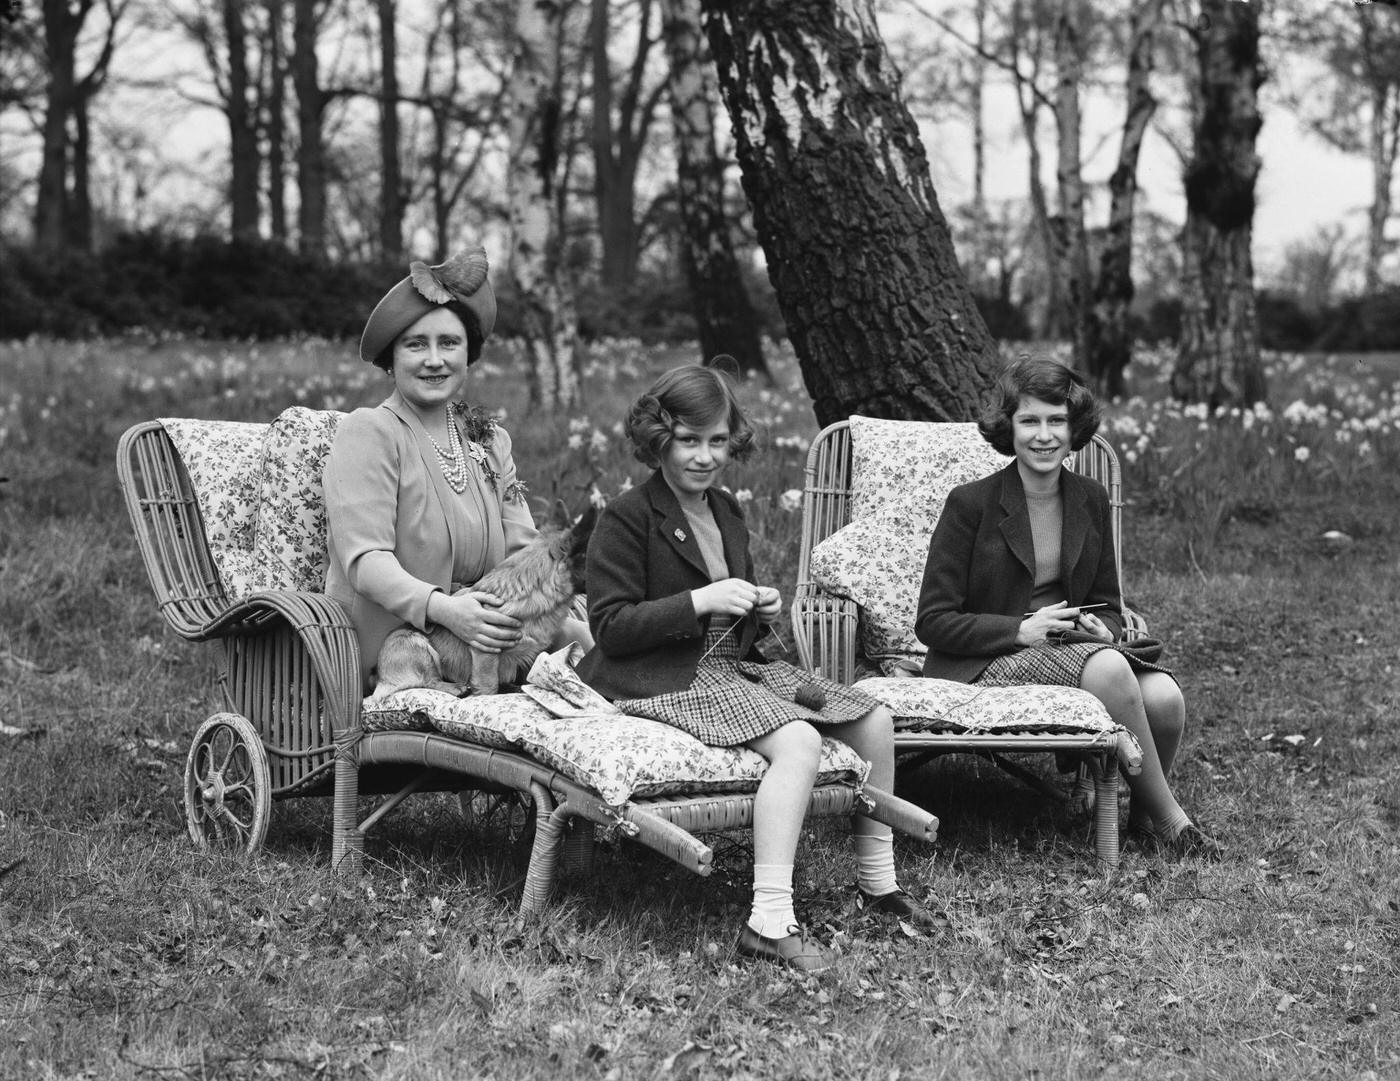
1,0 -> 1398,415
3,3 -> 1400,1078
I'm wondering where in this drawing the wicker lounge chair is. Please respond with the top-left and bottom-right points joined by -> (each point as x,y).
117,408 -> 937,914
793,417 -> 1147,866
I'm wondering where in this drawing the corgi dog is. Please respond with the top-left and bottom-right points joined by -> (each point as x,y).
372,506 -> 595,697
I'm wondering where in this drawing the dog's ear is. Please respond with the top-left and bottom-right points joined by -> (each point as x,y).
568,504 -> 598,556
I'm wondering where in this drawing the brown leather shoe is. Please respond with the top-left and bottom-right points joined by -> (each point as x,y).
858,887 -> 946,931
736,924 -> 834,975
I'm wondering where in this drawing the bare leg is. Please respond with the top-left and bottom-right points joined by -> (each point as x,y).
745,721 -> 823,867
1080,651 -> 1189,836
823,705 -> 896,841
1139,672 -> 1186,775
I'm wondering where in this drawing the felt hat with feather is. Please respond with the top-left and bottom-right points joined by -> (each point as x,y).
360,247 -> 497,366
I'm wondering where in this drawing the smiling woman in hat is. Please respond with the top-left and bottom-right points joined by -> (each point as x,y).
323,247 -> 590,689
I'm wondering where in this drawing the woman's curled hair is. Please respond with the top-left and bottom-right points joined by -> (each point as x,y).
979,355 -> 1102,454
626,364 -> 756,467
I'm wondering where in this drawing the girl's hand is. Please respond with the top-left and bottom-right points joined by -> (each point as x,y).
1016,602 -> 1078,647
1076,610 -> 1114,643
691,578 -> 762,618
429,590 -> 523,653
754,585 -> 782,625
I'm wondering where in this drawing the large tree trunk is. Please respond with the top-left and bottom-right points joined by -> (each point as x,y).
266,0 -> 288,243
1085,0 -> 1165,399
291,0 -> 326,258
508,0 -> 579,412
376,0 -> 403,263
1173,0 -> 1266,407
698,0 -> 999,425
225,0 -> 261,240
660,0 -> 769,382
1054,0 -> 1090,376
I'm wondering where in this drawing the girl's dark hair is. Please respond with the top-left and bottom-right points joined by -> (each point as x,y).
625,364 -> 756,467
372,302 -> 484,373
978,355 -> 1102,454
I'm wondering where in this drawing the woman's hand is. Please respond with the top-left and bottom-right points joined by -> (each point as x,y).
428,590 -> 523,653
1016,602 -> 1079,647
1075,610 -> 1115,643
691,578 -> 765,619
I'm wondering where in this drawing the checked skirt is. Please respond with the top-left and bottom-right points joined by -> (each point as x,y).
615,618 -> 880,747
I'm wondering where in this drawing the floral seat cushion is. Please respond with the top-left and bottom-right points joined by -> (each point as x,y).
363,689 -> 870,809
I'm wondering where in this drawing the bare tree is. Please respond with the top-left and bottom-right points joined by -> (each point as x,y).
1085,0 -> 1168,398
1054,0 -> 1091,376
508,0 -> 580,411
1278,4 -> 1399,294
33,0 -> 125,250
376,0 -> 403,262
1173,0 -> 1266,407
266,0 -> 289,242
291,0 -> 327,257
590,0 -> 668,287
698,0 -> 999,425
166,0 -> 263,238
659,0 -> 769,380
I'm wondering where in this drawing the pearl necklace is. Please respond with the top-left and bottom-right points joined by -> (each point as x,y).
425,417 -> 468,493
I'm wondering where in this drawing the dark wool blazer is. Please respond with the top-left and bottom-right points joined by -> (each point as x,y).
574,471 -> 767,700
914,461 -> 1124,683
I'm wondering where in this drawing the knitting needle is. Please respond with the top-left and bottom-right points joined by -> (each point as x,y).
1022,603 -> 1108,617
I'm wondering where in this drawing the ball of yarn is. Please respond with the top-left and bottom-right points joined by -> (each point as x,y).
794,682 -> 827,711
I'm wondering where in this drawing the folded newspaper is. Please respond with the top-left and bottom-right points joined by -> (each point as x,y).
522,644 -> 622,717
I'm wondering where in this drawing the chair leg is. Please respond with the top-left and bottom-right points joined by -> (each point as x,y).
561,820 -> 596,877
1088,755 -> 1121,868
519,782 -> 564,915
331,740 -> 363,876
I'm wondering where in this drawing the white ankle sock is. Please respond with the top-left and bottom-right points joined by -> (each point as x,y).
747,863 -> 797,938
853,832 -> 898,897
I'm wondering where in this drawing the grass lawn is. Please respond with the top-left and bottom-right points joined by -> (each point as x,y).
1,337 -> 1398,1080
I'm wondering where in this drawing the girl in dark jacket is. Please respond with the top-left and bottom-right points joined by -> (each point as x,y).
577,363 -> 936,973
916,356 -> 1221,860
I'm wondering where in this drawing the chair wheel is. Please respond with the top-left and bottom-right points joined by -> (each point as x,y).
184,712 -> 271,853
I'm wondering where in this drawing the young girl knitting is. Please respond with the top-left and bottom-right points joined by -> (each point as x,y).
574,363 -> 937,974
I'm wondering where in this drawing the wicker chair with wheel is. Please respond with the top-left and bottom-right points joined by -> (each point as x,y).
793,417 -> 1148,867
118,407 -> 938,913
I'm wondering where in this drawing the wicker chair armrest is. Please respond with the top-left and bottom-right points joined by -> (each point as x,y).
203,590 -> 363,745
1120,604 -> 1150,641
791,583 -> 859,684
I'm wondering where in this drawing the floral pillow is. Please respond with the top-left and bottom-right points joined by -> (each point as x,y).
809,512 -> 936,667
855,676 -> 1142,769
848,416 -> 1006,524
160,418 -> 268,599
252,407 -> 345,593
362,689 -> 870,808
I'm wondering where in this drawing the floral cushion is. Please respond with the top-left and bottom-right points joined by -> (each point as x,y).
160,418 -> 268,598
810,512 -> 936,666
857,675 -> 1142,767
362,689 -> 870,808
814,418 -> 1008,670
252,407 -> 345,593
848,417 -> 1006,524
